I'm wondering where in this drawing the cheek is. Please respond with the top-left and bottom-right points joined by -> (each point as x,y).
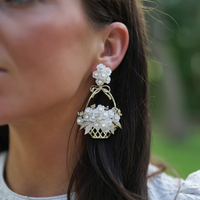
0,11 -> 96,123
18,12 -> 93,86
12,16 -> 91,82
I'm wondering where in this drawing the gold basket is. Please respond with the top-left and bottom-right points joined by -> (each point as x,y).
78,85 -> 122,139
89,125 -> 118,139
89,128 -> 111,139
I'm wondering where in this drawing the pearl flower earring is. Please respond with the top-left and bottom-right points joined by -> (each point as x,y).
77,64 -> 122,139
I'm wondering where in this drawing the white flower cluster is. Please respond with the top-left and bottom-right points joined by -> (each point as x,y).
77,104 -> 122,135
92,64 -> 112,86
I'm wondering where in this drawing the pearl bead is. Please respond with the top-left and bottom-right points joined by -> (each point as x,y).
103,112 -> 108,116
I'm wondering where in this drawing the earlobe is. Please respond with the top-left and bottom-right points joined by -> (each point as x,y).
98,22 -> 129,71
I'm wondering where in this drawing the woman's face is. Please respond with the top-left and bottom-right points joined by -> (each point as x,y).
0,0 -> 100,124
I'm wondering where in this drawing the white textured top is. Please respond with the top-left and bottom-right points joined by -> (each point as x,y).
0,151 -> 200,200
148,164 -> 200,200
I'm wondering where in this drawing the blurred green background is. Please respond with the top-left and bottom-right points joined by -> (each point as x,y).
145,0 -> 200,179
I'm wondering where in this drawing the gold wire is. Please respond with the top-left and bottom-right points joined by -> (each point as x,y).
89,126 -> 117,139
85,85 -> 116,109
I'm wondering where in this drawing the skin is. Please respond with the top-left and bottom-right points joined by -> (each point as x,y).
0,0 -> 129,197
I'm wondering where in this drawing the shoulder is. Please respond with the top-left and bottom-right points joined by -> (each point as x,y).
148,164 -> 200,200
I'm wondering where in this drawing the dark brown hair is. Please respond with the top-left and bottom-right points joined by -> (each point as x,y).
67,0 -> 150,199
0,0 -> 150,199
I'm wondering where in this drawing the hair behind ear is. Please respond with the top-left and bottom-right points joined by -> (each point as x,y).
69,0 -> 150,200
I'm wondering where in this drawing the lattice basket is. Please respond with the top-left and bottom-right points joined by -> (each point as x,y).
89,128 -> 111,139
89,126 -> 118,139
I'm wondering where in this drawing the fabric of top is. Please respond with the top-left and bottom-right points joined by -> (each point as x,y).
0,152 -> 200,200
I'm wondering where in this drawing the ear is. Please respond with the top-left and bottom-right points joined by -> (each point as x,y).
95,22 -> 129,72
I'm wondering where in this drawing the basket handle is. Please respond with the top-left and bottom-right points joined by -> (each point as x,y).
85,85 -> 116,109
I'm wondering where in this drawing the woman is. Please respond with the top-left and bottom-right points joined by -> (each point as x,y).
0,0 -> 199,200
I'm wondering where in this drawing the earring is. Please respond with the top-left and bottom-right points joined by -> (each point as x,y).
77,64 -> 122,139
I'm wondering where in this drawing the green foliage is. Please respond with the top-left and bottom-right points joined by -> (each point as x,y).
151,127 -> 200,179
146,0 -> 200,117
163,0 -> 200,114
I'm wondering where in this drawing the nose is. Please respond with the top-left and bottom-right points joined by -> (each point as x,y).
0,6 -> 8,42
0,4 -> 16,38
0,9 -> 13,72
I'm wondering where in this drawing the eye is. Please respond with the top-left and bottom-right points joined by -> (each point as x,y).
2,0 -> 37,6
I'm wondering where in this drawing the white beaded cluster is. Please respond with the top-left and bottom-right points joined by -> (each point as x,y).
92,64 -> 112,86
77,104 -> 122,135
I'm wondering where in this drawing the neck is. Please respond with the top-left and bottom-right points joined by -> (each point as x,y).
5,99 -> 84,197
